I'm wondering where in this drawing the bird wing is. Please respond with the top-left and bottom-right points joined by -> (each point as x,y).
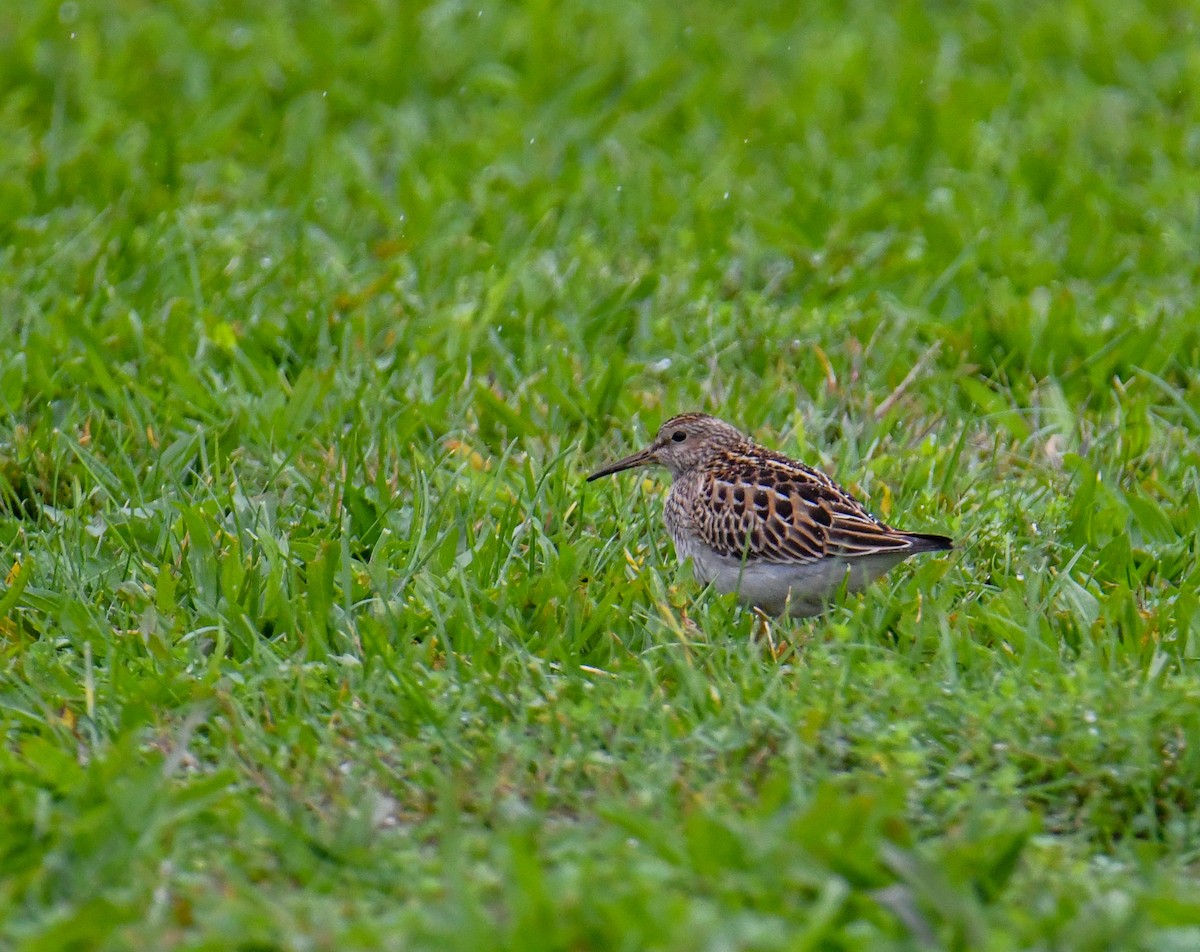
689,449 -> 917,564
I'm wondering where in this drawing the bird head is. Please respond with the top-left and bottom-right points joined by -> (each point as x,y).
587,413 -> 745,481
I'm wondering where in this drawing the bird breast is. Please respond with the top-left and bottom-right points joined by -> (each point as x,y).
663,479 -> 700,556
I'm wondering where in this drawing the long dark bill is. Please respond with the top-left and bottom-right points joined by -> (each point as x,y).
585,447 -> 656,482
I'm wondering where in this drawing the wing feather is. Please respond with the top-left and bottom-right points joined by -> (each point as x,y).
688,449 -> 917,564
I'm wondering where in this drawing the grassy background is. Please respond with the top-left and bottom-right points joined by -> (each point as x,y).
2,0 -> 1200,948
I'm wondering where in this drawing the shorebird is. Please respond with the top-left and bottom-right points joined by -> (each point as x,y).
587,413 -> 952,617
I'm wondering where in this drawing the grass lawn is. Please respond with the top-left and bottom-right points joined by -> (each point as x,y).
2,0 -> 1200,948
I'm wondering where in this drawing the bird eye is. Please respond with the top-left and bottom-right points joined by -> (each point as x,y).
671,430 -> 687,443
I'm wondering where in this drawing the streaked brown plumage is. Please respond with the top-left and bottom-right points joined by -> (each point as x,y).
587,413 -> 952,617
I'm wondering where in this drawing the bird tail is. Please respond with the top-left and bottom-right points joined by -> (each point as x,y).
904,532 -> 954,552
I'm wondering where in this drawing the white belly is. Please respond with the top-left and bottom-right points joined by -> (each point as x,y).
684,545 -> 909,617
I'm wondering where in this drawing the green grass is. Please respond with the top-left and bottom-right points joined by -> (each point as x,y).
2,0 -> 1200,948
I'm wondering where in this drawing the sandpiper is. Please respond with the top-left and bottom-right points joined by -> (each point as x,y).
587,413 -> 952,617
